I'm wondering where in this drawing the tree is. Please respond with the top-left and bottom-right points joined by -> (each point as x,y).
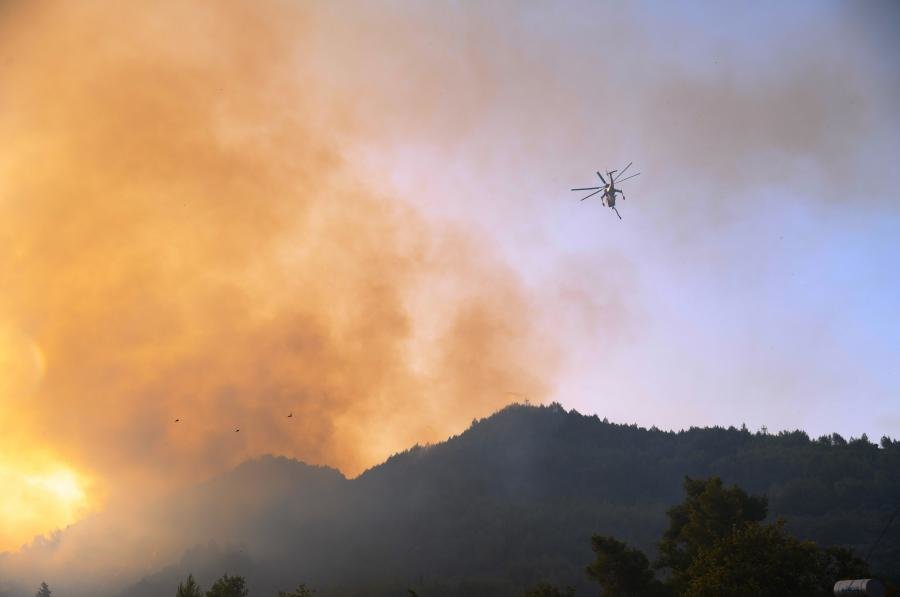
586,535 -> 668,597
523,582 -> 576,596
278,585 -> 315,597
205,574 -> 247,597
657,476 -> 767,589
683,520 -> 824,596
816,546 -> 870,595
177,573 -> 203,597
648,479 -> 871,596
35,583 -> 51,597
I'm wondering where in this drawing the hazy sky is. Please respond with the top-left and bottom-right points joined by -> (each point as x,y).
1,0 -> 898,552
335,0 -> 899,435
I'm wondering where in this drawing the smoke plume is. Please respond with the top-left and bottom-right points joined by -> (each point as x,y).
0,0 -> 558,551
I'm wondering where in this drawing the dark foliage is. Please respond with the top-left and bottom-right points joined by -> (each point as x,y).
657,477 -> 768,590
205,574 -> 247,597
683,521 -> 823,596
816,546 -> 872,595
523,582 -> 576,596
277,585 -> 315,597
361,404 -> 898,588
111,404 -> 900,596
597,477 -> 872,596
34,584 -> 51,597
586,536 -> 668,596
678,517 -> 869,596
176,573 -> 203,597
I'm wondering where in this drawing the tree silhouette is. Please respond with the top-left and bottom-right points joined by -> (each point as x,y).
657,476 -> 767,590
277,584 -> 315,597
176,573 -> 203,597
205,574 -> 247,597
684,520 -> 823,596
590,476 -> 873,595
586,536 -> 668,597
34,583 -> 51,597
524,582 -> 576,596
816,546 -> 870,595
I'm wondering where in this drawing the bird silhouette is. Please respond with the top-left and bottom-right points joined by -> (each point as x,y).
287,412 -> 293,418
174,418 -> 180,423
234,428 -> 240,433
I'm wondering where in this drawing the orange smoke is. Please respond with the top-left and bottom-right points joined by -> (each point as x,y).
0,0 -> 557,549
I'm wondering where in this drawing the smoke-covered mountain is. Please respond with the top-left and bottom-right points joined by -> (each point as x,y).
4,403 -> 899,596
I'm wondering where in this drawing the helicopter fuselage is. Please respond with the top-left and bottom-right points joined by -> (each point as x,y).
604,183 -> 616,206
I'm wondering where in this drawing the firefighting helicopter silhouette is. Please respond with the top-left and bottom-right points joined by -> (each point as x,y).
571,162 -> 640,219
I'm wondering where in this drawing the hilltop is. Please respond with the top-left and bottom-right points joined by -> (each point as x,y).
3,404 -> 898,596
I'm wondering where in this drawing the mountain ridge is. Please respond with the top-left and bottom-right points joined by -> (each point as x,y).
3,403 -> 898,597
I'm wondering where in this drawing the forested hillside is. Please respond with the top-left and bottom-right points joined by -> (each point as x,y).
348,402 -> 900,592
5,403 -> 898,597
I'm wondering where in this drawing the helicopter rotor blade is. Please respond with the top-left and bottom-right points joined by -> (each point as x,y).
615,172 -> 641,183
579,189 -> 604,201
571,186 -> 601,191
596,171 -> 607,185
614,162 -> 632,181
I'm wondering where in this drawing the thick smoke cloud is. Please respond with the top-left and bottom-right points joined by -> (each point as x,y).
0,0 -> 557,537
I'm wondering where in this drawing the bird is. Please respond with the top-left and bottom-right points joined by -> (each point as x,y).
287,412 -> 293,418
234,428 -> 240,433
174,418 -> 180,423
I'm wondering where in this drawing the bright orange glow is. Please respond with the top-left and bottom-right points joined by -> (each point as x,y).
0,455 -> 94,552
0,326 -> 88,551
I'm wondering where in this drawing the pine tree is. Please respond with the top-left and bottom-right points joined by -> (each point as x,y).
277,585 -> 315,597
35,583 -> 52,597
205,574 -> 248,597
176,573 -> 203,597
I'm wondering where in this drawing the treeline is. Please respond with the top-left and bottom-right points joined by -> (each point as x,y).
22,403 -> 900,596
154,476 -> 887,596
28,577 -> 314,597
576,477 -> 880,596
174,573 -> 312,596
140,404 -> 900,595
359,403 -> 900,587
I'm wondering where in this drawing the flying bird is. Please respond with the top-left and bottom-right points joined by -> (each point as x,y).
234,428 -> 240,433
174,418 -> 180,423
287,412 -> 293,418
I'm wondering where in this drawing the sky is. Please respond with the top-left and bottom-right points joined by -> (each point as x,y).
0,0 -> 898,554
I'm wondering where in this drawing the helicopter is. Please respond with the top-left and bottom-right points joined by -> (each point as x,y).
571,162 -> 640,219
